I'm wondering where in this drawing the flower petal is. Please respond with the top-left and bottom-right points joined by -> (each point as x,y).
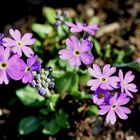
92,93 -> 104,105
66,36 -> 79,50
0,46 -> 5,61
100,82 -> 113,90
9,29 -> 21,40
115,107 -> 131,120
21,33 -> 35,46
109,93 -> 118,105
70,27 -> 83,33
88,64 -> 102,78
84,28 -> 95,35
107,76 -> 120,88
116,93 -> 130,105
86,24 -> 99,30
125,89 -> 133,98
3,38 -> 16,47
27,55 -> 41,71
126,83 -> 137,93
106,110 -> 116,124
59,49 -> 73,60
12,46 -> 22,57
80,52 -> 94,65
70,36 -> 79,50
79,39 -> 93,52
0,47 -> 10,62
22,72 -> 34,83
22,46 -> 34,57
119,69 -> 124,81
87,79 -> 100,91
7,55 -> 25,80
103,64 -> 116,77
21,33 -> 32,41
124,71 -> 135,83
0,70 -> 4,84
69,56 -> 81,67
4,48 -> 11,62
65,21 -> 76,28
0,70 -> 9,84
99,105 -> 110,115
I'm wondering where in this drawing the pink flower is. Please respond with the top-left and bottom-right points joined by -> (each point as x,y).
99,93 -> 131,125
87,64 -> 119,91
58,36 -> 94,67
3,29 -> 35,57
118,70 -> 137,98
0,46 -> 24,84
19,55 -> 41,83
65,21 -> 99,35
92,88 -> 111,105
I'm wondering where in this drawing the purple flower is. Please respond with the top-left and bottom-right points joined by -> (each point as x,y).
87,64 -> 119,91
119,70 -> 137,98
58,36 -> 94,67
93,88 -> 111,105
0,46 -> 24,84
3,29 -> 35,57
99,93 -> 131,124
65,21 -> 99,35
20,55 -> 41,83
0,33 -> 4,46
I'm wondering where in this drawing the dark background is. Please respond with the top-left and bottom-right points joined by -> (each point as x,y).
0,0 -> 86,31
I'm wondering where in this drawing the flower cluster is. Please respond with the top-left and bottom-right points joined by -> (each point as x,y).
0,29 -> 40,84
31,67 -> 55,96
87,64 -> 137,124
0,29 -> 54,96
57,16 -> 138,125
58,19 -> 99,67
1,12 -> 138,126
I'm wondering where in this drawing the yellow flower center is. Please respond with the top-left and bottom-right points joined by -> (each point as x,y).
0,62 -> 7,69
123,81 -> 126,87
16,41 -> 22,47
100,77 -> 107,83
112,104 -> 116,109
25,67 -> 31,72
73,50 -> 80,56
98,93 -> 105,99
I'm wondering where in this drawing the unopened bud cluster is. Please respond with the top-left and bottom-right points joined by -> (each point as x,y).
55,10 -> 69,27
31,66 -> 55,96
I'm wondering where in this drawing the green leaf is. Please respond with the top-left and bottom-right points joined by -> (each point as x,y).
47,94 -> 60,111
89,16 -> 100,24
71,90 -> 91,100
56,109 -> 70,128
128,61 -> 140,72
86,105 -> 99,116
39,108 -> 52,115
43,7 -> 56,24
114,49 -> 125,64
104,44 -> 111,58
42,109 -> 69,135
58,58 -> 68,68
91,38 -> 102,56
79,70 -> 91,85
57,26 -> 66,38
19,116 -> 40,135
42,121 -> 60,135
55,72 -> 79,93
32,23 -> 53,39
16,85 -> 44,106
